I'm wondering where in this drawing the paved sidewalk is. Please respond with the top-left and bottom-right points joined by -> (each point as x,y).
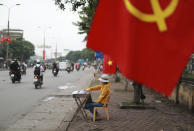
67,76 -> 194,131
4,71 -> 93,131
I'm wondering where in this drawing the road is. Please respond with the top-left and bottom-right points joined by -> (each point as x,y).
0,68 -> 93,129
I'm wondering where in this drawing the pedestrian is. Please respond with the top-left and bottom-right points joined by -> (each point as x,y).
85,74 -> 111,119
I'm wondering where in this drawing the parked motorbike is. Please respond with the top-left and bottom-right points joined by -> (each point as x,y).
10,70 -> 21,83
75,63 -> 80,71
70,65 -> 74,72
33,75 -> 42,89
76,66 -> 80,71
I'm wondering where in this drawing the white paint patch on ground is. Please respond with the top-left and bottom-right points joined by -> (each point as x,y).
154,100 -> 162,103
58,86 -> 71,90
58,83 -> 76,90
41,96 -> 55,102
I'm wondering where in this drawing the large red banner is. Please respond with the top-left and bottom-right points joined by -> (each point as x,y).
87,0 -> 194,96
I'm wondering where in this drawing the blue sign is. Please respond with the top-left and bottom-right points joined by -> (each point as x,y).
96,51 -> 104,59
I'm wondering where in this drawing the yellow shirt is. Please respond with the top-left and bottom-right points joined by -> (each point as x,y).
86,83 -> 111,104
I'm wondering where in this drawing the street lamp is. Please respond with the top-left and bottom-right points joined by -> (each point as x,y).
0,3 -> 21,60
37,26 -> 51,66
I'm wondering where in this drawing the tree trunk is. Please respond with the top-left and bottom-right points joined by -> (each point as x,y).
133,82 -> 141,104
125,78 -> 128,91
176,76 -> 182,104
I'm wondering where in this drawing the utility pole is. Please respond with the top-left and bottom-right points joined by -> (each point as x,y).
37,26 -> 51,66
55,43 -> 58,61
0,3 -> 21,60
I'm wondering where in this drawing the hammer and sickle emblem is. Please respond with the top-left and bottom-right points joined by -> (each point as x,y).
124,0 -> 179,32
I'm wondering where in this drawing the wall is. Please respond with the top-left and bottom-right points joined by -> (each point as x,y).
169,83 -> 194,112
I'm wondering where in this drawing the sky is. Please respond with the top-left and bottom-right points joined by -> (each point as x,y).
0,0 -> 86,58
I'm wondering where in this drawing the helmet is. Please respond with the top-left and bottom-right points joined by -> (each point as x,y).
36,59 -> 40,64
14,59 -> 17,62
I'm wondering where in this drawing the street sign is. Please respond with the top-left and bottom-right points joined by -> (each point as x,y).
37,45 -> 51,48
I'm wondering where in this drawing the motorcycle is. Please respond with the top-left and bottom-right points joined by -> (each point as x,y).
33,75 -> 42,89
20,67 -> 26,75
66,67 -> 71,74
70,64 -> 74,72
52,68 -> 58,76
76,66 -> 80,71
10,70 -> 21,83
82,65 -> 86,71
75,64 -> 80,71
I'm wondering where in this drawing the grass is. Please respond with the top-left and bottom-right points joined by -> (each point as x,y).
182,73 -> 194,79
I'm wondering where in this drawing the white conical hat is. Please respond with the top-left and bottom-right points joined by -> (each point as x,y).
98,74 -> 109,83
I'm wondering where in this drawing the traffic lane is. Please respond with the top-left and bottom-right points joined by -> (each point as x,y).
0,68 -> 93,129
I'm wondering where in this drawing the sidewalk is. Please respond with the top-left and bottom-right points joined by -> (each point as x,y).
67,76 -> 194,131
4,71 -> 93,131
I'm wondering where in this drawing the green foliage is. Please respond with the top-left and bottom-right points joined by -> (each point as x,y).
74,0 -> 98,40
61,48 -> 94,62
0,40 -> 35,61
182,72 -> 194,79
0,44 -> 6,58
55,0 -> 91,11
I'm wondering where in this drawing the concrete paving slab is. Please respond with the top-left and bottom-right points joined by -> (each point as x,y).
55,122 -> 70,131
31,103 -> 68,113
25,112 -> 65,121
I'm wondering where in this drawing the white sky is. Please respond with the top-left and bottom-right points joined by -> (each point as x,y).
0,0 -> 86,58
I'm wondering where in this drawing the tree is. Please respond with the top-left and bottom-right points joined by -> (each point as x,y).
10,40 -> 35,61
0,40 -> 35,61
61,48 -> 94,62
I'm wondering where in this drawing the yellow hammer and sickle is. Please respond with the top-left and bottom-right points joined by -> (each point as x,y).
124,0 -> 179,32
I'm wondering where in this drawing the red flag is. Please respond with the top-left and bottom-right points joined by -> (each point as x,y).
103,54 -> 116,74
0,37 -> 3,43
87,0 -> 194,96
0,37 -> 6,43
0,37 -> 11,43
43,50 -> 46,60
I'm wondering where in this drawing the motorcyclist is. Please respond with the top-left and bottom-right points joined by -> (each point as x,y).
33,60 -> 44,83
20,62 -> 27,74
82,62 -> 87,71
52,62 -> 59,74
9,59 -> 21,79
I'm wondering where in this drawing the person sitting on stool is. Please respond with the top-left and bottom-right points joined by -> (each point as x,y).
85,74 -> 111,119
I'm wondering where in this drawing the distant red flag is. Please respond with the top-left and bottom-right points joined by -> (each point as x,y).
103,54 -> 116,74
43,50 -> 46,60
0,36 -> 12,43
0,37 -> 6,43
87,0 -> 194,96
0,37 -> 3,43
